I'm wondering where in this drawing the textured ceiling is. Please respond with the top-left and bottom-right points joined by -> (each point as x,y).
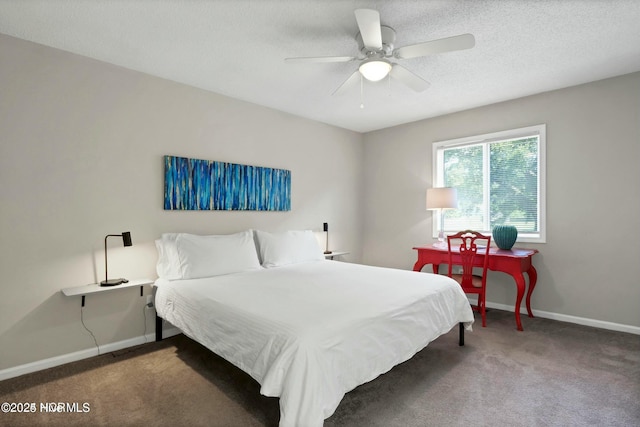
1,1 -> 640,133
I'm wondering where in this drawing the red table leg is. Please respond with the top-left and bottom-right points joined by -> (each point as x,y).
525,265 -> 538,318
512,271 -> 526,331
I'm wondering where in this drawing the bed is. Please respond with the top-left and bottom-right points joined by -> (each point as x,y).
153,229 -> 474,427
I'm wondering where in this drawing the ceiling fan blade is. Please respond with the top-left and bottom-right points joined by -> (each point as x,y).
395,33 -> 475,59
354,9 -> 382,50
285,56 -> 356,63
332,70 -> 361,96
390,65 -> 431,92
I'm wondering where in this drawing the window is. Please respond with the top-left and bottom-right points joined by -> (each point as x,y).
433,124 -> 546,243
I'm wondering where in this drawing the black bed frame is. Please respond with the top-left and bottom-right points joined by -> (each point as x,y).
155,314 -> 163,342
156,313 -> 465,346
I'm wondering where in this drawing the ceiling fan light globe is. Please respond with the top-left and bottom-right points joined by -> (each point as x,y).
359,59 -> 392,82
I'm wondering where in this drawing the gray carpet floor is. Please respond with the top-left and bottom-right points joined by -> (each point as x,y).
1,309 -> 639,427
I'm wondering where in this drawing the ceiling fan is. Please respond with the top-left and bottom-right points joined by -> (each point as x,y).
285,9 -> 475,95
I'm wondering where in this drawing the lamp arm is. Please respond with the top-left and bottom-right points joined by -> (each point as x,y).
325,232 -> 330,254
104,235 -> 109,283
103,234 -> 121,282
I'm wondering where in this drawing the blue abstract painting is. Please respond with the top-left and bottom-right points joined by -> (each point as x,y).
164,156 -> 291,211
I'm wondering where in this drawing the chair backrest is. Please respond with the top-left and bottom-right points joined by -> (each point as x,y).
446,230 -> 491,288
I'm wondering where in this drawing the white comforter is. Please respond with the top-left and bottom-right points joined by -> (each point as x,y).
154,260 -> 474,426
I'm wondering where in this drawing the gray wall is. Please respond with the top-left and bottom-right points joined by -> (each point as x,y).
362,72 -> 640,328
0,34 -> 364,371
1,32 -> 638,375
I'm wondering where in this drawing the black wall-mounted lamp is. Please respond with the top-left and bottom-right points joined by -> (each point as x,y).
323,222 -> 332,255
100,232 -> 132,286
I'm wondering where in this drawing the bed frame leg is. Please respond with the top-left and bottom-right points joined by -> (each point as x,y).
458,323 -> 464,346
155,314 -> 163,341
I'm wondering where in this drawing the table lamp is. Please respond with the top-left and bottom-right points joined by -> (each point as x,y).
426,187 -> 458,246
100,231 -> 132,286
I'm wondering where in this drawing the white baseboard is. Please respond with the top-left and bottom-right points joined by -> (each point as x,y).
0,327 -> 183,382
484,301 -> 640,335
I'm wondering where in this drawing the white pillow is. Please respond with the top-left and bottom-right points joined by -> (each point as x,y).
174,230 -> 262,279
255,230 -> 325,268
155,233 -> 181,280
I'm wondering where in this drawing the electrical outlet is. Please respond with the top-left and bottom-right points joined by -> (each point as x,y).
146,295 -> 154,309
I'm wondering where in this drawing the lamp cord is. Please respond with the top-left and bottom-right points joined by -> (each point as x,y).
79,292 -> 149,359
80,306 -> 100,356
142,303 -> 148,344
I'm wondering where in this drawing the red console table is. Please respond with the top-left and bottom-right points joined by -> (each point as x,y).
413,245 -> 539,331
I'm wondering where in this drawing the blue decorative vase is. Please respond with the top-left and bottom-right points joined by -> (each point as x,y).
493,225 -> 518,250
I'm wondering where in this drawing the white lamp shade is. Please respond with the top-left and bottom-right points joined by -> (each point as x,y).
359,59 -> 392,82
426,187 -> 458,210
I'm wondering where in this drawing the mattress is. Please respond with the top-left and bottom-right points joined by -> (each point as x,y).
154,260 -> 474,426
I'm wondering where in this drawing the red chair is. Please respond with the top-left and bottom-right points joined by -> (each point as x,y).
447,230 -> 491,327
